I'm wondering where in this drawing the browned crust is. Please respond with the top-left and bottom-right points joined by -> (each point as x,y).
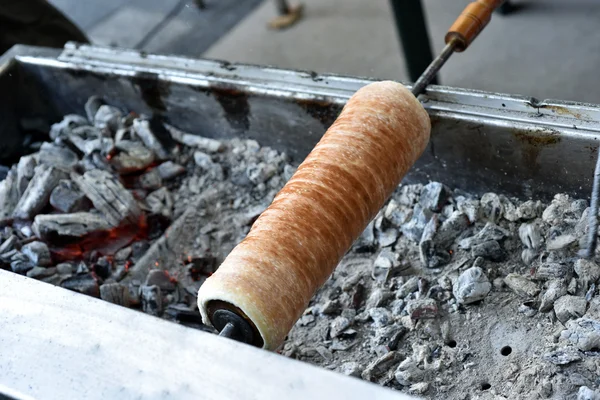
198,81 -> 431,350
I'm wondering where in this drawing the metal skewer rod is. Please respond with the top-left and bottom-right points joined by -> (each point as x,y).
411,38 -> 458,97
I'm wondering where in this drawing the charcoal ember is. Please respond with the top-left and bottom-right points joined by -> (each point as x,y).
140,285 -> 163,316
456,196 -> 480,224
72,169 -> 141,227
194,151 -> 224,180
26,266 -> 57,279
157,161 -> 186,180
0,169 -> 19,223
136,168 -> 162,191
111,140 -> 155,173
79,152 -> 112,172
369,307 -> 393,327
540,279 -> 569,312
372,250 -> 402,285
522,249 -> 538,265
480,193 -> 503,223
397,276 -> 420,299
554,295 -> 587,324
361,351 -> 401,382
164,123 -> 224,153
93,257 -> 113,280
542,347 -> 582,365
114,246 -> 132,262
536,262 -> 573,281
578,386 -> 600,400
99,282 -> 131,306
49,180 -> 90,213
542,194 -> 572,225
350,282 -> 366,309
366,288 -> 393,309
575,259 -> 600,290
93,105 -> 122,132
517,200 -> 543,220
471,240 -> 505,261
373,325 -> 407,350
406,298 -> 438,319
419,215 -> 443,268
132,119 -> 169,159
434,211 -> 470,250
32,212 -> 112,241
500,195 -> 520,222
16,155 -> 36,197
10,253 -> 34,274
453,267 -> 492,304
72,136 -> 114,157
519,221 -> 544,250
56,262 -> 74,276
131,240 -> 150,263
0,166 -> 8,181
37,142 -> 79,169
13,166 -> 67,220
145,269 -> 177,292
0,234 -> 17,254
383,200 -> 408,227
401,204 -> 432,242
67,125 -> 102,147
459,222 -> 510,249
145,187 -> 173,219
504,273 -> 540,298
21,241 -> 51,266
61,273 -> 100,297
378,228 -> 399,248
419,182 -> 450,212
561,318 -> 600,351
547,233 -> 577,251
84,96 -> 106,123
49,114 -> 89,140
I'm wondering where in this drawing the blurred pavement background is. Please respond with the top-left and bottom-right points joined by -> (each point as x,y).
49,0 -> 600,103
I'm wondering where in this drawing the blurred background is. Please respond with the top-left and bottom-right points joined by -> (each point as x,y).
37,0 -> 600,103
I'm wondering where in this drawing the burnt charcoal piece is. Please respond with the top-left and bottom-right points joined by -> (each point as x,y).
13,166 -> 67,220
0,169 -> 19,224
140,285 -> 163,316
110,140 -> 155,173
145,187 -> 173,220
539,279 -> 568,312
145,269 -> 177,291
93,257 -> 113,280
21,241 -> 51,266
435,212 -> 470,250
10,252 -> 34,274
156,161 -> 186,180
99,282 -> 131,307
49,114 -> 89,140
131,240 -> 151,263
471,240 -> 505,261
137,169 -> 162,190
459,223 -> 510,250
84,96 -> 106,123
0,234 -> 17,254
79,152 -> 112,172
133,119 -> 169,159
93,105 -> 122,132
26,266 -> 57,280
419,182 -> 450,212
72,169 -> 142,227
61,273 -> 100,297
37,143 -> 79,169
49,180 -> 90,213
453,267 -> 492,304
0,165 -> 8,181
165,123 -> 224,153
32,212 -> 113,241
16,155 -> 36,197
401,204 -> 432,243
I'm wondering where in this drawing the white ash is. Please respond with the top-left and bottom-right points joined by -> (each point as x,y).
3,99 -> 600,399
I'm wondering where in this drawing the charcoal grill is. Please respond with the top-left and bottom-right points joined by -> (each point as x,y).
2,43 -> 600,400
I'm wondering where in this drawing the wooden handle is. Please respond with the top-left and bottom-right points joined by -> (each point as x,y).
445,0 -> 503,52
198,81 -> 431,350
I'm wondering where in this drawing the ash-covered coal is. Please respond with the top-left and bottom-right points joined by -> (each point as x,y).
283,187 -> 600,400
0,96 -> 291,334
3,98 -> 600,399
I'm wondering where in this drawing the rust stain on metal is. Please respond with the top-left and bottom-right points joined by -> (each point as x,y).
209,85 -> 251,131
295,98 -> 342,129
539,104 -> 583,119
512,129 -> 561,147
